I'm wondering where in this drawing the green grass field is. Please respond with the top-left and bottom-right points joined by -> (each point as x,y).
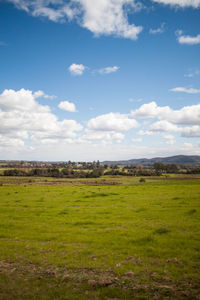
0,177 -> 199,299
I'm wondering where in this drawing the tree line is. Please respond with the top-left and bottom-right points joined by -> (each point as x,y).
2,162 -> 200,178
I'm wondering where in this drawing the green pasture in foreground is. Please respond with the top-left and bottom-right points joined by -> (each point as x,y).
0,178 -> 199,299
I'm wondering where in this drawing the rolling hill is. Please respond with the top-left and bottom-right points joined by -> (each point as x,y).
102,155 -> 200,166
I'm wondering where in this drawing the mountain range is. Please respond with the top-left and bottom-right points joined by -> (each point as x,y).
102,155 -> 200,166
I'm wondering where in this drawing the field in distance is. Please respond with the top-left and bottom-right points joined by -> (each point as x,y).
0,175 -> 199,299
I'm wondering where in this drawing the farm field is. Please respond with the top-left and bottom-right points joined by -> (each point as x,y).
0,177 -> 199,299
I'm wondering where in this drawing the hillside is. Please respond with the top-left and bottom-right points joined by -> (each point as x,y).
102,155 -> 200,166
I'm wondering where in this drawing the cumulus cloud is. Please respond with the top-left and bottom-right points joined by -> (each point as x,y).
139,120 -> 200,139
181,125 -> 200,137
0,89 -> 83,151
0,88 -> 49,112
58,100 -> 77,112
76,0 -> 143,40
170,87 -> 200,94
177,34 -> 200,45
88,112 -> 139,132
98,66 -> 119,74
152,0 -> 200,8
138,130 -> 176,144
149,22 -> 165,35
33,90 -> 56,99
68,63 -> 86,75
150,120 -> 180,132
130,101 -> 200,125
130,101 -> 171,119
136,106 -> 200,141
80,129 -> 125,144
1,89 -> 200,159
7,0 -> 143,40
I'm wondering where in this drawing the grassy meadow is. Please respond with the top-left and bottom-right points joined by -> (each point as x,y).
0,176 -> 199,299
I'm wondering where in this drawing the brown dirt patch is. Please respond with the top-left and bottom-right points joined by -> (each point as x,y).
0,260 -> 199,299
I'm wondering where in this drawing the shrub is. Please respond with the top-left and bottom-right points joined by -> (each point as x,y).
139,178 -> 146,183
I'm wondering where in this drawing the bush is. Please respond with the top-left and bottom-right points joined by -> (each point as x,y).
139,178 -> 146,183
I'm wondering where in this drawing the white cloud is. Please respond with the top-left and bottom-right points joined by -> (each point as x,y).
75,0 -> 143,40
0,89 -> 83,150
150,120 -> 180,132
33,90 -> 56,99
141,120 -> 200,138
184,69 -> 200,78
1,89 -> 200,160
132,137 -> 142,142
181,125 -> 200,137
177,34 -> 200,45
152,0 -> 200,8
130,101 -> 171,119
32,6 -> 65,22
80,129 -> 125,143
175,29 -> 183,36
7,0 -> 143,40
138,130 -> 155,136
58,100 -> 77,112
130,101 -> 200,125
138,130 -> 176,144
162,133 -> 175,140
0,88 -> 49,112
149,22 -> 165,35
68,63 -> 86,76
99,66 -> 119,74
170,87 -> 200,94
88,112 -> 139,132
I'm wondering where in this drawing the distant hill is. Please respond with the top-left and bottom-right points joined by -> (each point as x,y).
102,155 -> 200,166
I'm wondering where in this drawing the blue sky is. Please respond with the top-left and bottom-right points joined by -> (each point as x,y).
0,0 -> 200,161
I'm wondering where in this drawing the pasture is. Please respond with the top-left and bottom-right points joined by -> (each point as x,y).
0,176 -> 199,299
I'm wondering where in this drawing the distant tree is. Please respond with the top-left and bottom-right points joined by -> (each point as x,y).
165,164 -> 179,173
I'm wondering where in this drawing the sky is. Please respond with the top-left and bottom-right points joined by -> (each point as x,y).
0,0 -> 200,161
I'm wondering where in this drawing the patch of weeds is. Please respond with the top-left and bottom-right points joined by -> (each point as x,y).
73,221 -> 95,226
172,197 -> 180,200
0,234 -> 7,238
187,209 -> 197,215
84,193 -> 108,198
85,192 -> 118,198
37,197 -> 44,202
136,208 -> 147,213
131,236 -> 154,245
58,210 -> 69,215
154,227 -> 170,235
179,201 -> 186,204
139,178 -> 146,183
